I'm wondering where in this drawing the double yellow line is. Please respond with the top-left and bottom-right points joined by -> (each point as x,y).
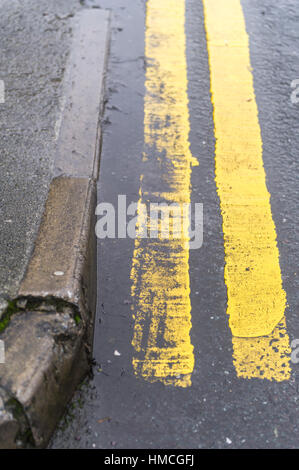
130,0 -> 291,386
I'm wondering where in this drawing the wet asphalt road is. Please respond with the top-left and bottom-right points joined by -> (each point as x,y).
51,0 -> 299,449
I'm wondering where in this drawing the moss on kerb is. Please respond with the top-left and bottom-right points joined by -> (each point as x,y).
0,296 -> 82,334
0,300 -> 19,333
6,397 -> 35,447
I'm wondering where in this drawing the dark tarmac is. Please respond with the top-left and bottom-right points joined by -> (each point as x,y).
51,0 -> 299,449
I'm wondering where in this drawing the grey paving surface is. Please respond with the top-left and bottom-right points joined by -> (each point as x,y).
50,0 -> 299,449
0,0 -> 88,299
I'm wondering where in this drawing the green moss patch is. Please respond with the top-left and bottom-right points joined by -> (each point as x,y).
0,300 -> 19,333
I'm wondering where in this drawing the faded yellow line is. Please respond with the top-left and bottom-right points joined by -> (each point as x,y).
232,318 -> 290,381
203,0 -> 291,380
130,0 -> 197,387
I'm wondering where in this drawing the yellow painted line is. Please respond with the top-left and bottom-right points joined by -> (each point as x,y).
202,0 -> 291,380
232,318 -> 290,381
130,0 -> 197,387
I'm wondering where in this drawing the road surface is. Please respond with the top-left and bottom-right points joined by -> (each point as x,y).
51,0 -> 299,449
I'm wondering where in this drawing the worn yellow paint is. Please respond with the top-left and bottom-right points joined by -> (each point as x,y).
130,0 -> 197,387
203,0 -> 291,380
232,318 -> 291,381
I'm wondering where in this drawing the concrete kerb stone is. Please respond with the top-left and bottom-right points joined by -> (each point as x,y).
0,9 -> 110,448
